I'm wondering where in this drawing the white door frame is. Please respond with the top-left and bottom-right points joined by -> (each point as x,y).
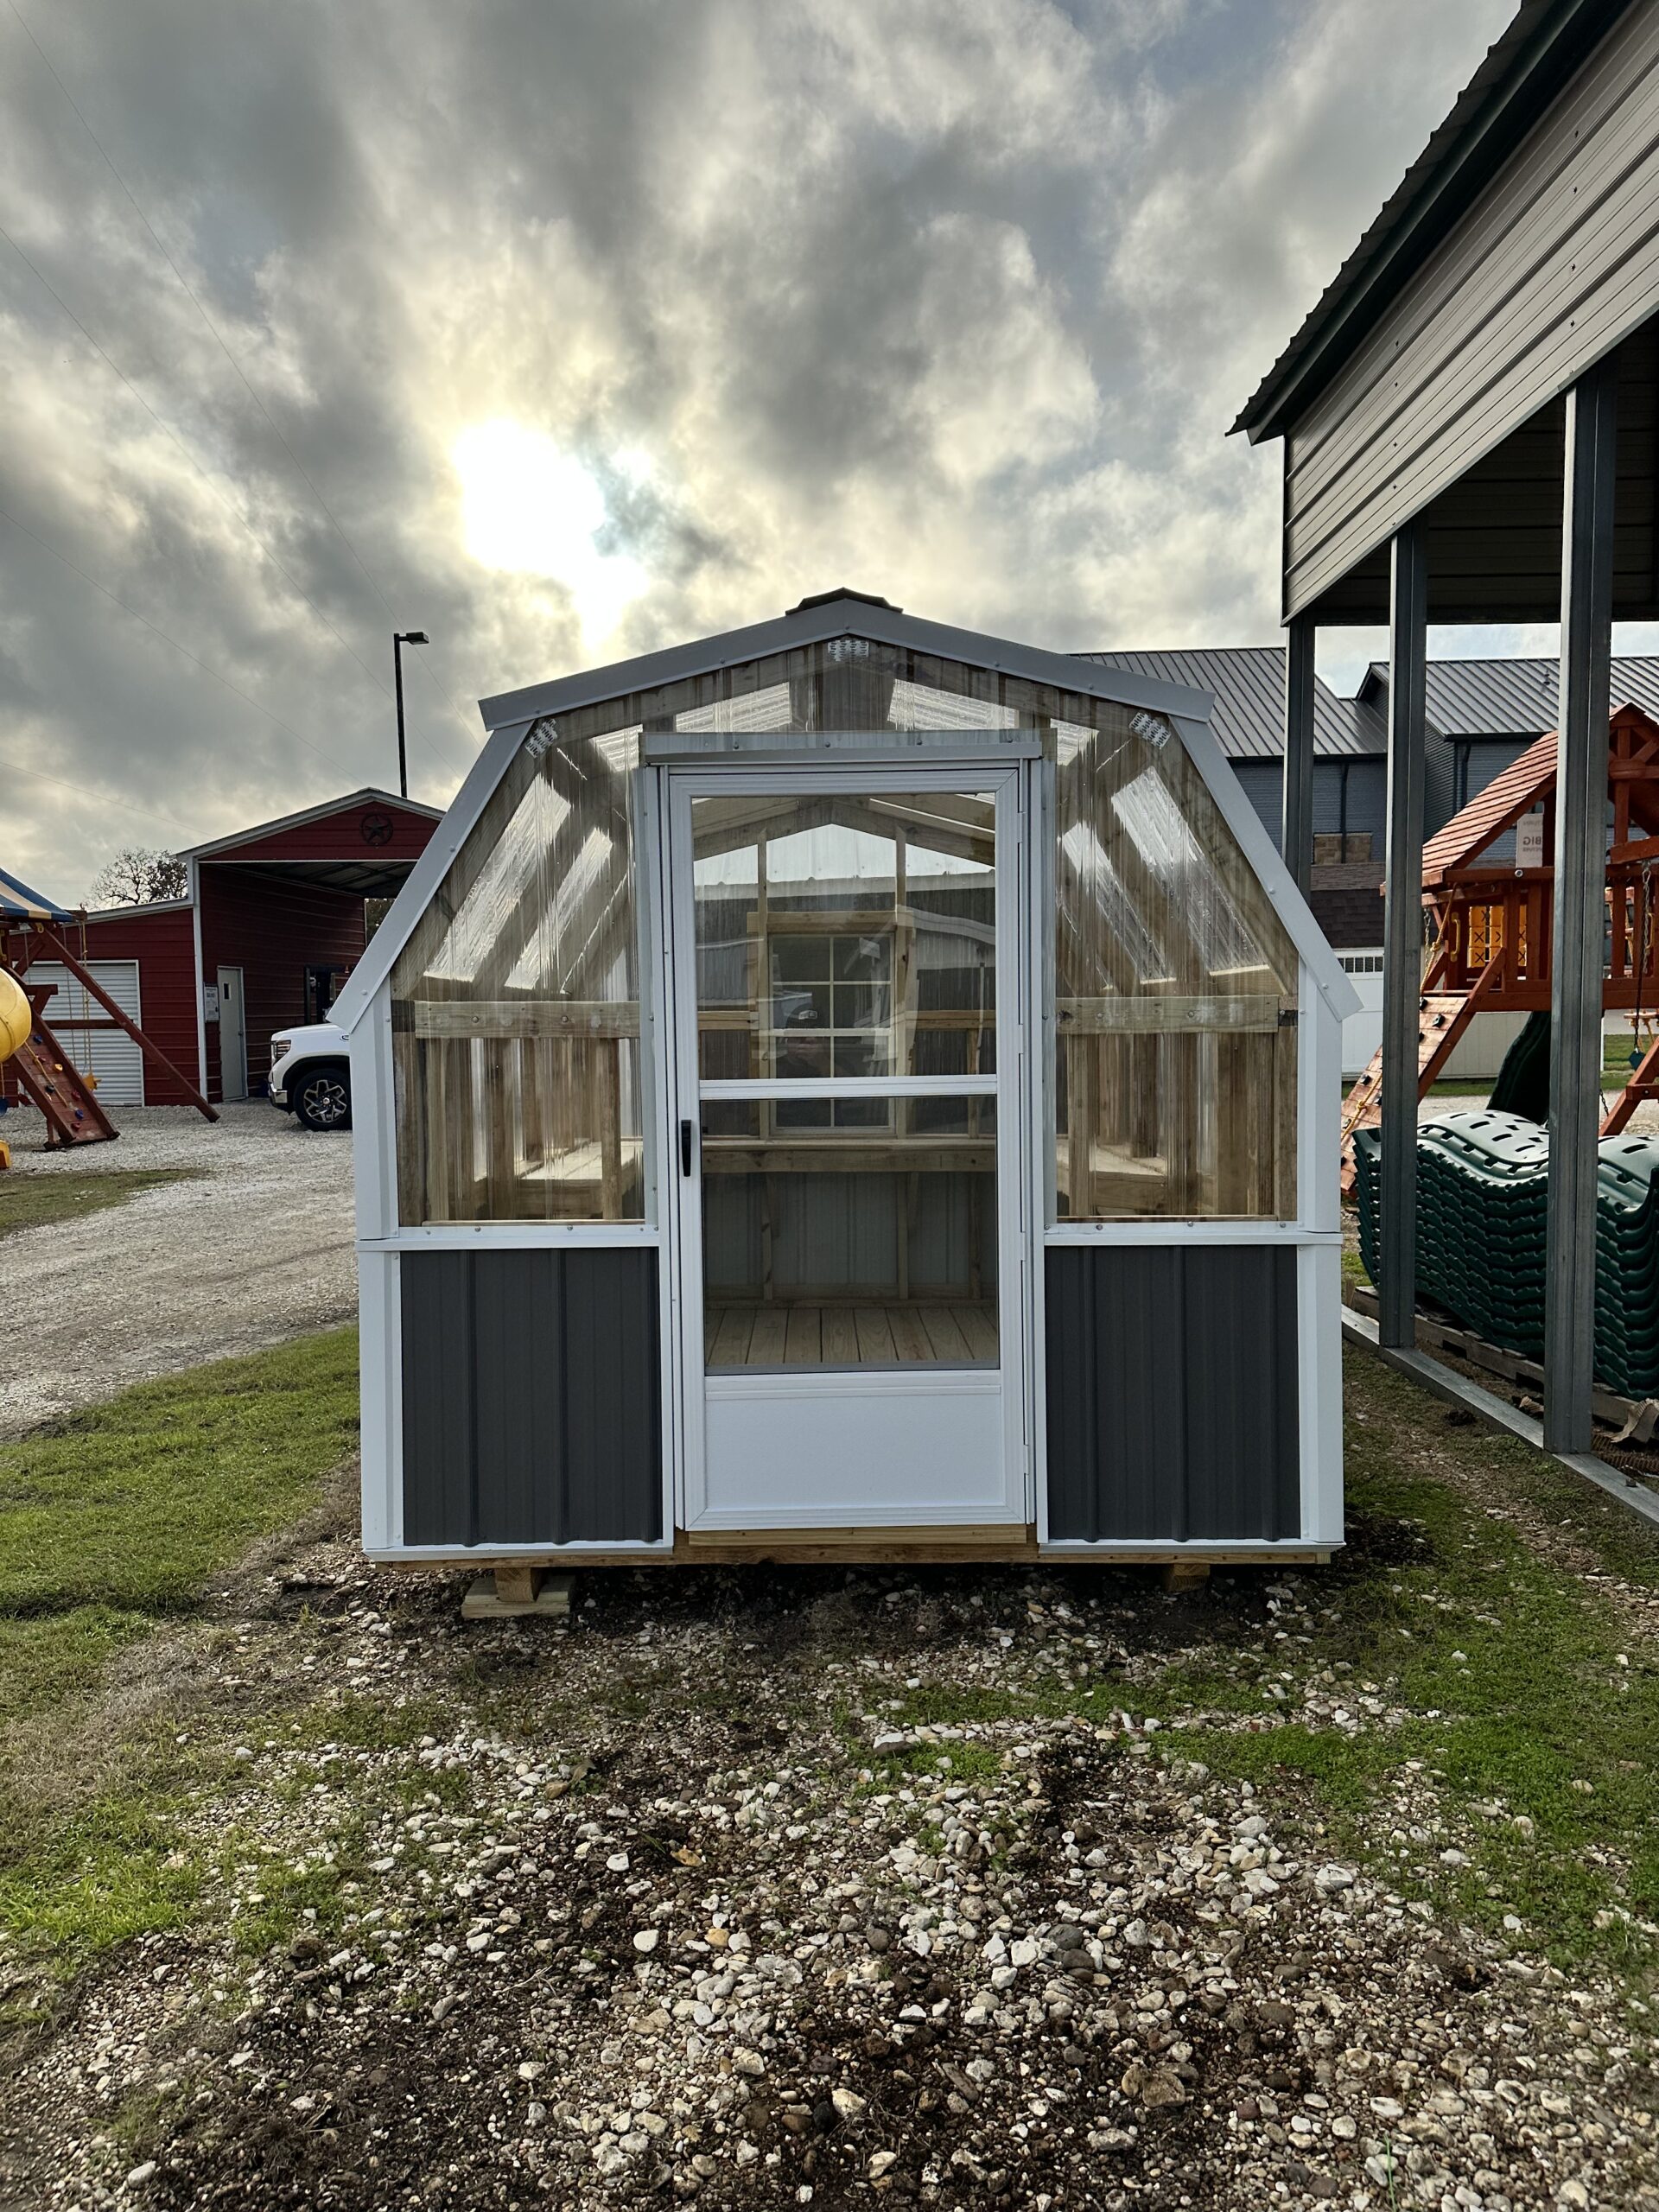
659,761 -> 1033,1530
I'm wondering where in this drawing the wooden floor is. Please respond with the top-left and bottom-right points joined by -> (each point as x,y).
705,1300 -> 998,1369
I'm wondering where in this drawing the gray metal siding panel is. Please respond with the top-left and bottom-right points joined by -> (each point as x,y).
402,1250 -> 478,1547
1231,761 -> 1284,849
1288,6 -> 1659,502
1046,1246 -> 1300,1542
400,1248 -> 662,1547
1283,4 -> 1659,616
1424,733 -> 1459,841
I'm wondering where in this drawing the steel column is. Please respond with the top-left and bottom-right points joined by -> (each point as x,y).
1379,520 -> 1427,1350
1282,613 -> 1316,895
1545,357 -> 1618,1453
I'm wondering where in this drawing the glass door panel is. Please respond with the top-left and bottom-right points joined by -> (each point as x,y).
690,789 -> 999,1374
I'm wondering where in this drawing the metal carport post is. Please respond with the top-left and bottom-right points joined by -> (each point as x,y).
1379,518 -> 1427,1352
1281,613 -> 1317,899
1545,357 -> 1619,1455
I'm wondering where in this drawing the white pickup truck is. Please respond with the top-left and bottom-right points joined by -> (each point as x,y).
268,1021 -> 353,1130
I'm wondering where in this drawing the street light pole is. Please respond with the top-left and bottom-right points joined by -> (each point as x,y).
391,630 -> 429,799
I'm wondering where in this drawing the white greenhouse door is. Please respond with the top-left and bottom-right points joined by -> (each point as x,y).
217,965 -> 247,1101
26,960 -> 145,1106
664,766 -> 1031,1530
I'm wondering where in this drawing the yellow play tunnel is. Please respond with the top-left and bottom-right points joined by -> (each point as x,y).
0,966 -> 30,1062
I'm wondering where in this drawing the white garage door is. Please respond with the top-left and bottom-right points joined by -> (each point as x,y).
26,960 -> 145,1106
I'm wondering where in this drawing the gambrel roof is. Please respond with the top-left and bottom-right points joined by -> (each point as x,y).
331,593 -> 1358,1033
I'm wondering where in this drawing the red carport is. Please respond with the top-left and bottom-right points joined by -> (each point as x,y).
72,788 -> 442,1106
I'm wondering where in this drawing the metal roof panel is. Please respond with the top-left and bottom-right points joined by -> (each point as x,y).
1079,646 -> 1385,760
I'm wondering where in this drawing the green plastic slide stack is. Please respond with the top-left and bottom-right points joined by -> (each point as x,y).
1353,1109 -> 1659,1395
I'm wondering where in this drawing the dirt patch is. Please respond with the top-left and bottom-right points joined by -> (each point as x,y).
3,1511 -> 1656,2210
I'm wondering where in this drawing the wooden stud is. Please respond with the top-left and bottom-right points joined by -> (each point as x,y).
461,1569 -> 573,1619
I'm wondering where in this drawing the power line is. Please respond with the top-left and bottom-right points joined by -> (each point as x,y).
7,0 -> 470,776
0,747 -> 195,836
0,499 -> 340,768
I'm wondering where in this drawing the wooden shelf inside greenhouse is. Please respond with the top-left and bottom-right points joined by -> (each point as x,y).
703,1299 -> 998,1369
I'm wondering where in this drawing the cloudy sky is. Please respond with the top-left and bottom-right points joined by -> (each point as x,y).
2,0 -> 1597,898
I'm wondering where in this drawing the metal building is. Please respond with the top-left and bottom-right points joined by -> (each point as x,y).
1234,0 -> 1659,1454
331,594 -> 1357,1570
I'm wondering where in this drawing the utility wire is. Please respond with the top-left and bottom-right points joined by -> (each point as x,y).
0,499 -> 340,770
7,0 -> 470,775
0,747 -> 195,836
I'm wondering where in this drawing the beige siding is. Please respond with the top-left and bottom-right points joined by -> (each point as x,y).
1285,2 -> 1659,618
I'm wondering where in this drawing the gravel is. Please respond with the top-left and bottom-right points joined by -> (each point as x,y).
0,1103 -> 354,1436
2,1539 -> 1655,2211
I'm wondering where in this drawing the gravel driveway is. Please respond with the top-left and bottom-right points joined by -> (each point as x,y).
0,1102 -> 355,1436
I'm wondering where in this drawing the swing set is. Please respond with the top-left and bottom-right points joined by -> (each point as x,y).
1340,700 -> 1659,1181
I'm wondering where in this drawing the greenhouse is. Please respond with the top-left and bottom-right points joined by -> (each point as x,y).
334,592 -> 1357,1567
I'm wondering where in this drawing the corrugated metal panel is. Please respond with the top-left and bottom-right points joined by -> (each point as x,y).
23,960 -> 145,1105
1411,652 -> 1659,735
401,1248 -> 662,1546
1313,760 -> 1387,849
1230,760 -> 1284,847
1367,652 -> 1659,735
1045,1246 -> 1300,1542
1281,3 -> 1659,617
1078,646 -> 1385,760
1235,0 -> 1632,439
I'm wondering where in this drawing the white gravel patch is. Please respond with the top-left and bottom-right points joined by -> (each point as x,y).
0,1101 -> 355,1435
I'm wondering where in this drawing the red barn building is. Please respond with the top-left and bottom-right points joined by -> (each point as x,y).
65,789 -> 440,1106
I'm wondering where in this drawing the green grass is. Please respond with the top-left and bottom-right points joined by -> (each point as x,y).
0,1329 -> 359,2000
0,1326 -> 359,1657
0,1166 -> 199,1240
1141,1349 -> 1659,1977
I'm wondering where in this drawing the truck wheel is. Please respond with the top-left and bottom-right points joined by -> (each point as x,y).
292,1063 -> 352,1131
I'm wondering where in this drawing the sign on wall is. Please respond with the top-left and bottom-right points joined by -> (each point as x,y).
1515,811 -> 1546,869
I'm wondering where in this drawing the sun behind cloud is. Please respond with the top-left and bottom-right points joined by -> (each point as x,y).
451,420 -> 646,651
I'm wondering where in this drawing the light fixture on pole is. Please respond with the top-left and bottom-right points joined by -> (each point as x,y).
391,631 -> 429,799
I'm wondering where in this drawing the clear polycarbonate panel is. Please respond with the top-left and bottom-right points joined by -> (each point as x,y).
390,719 -> 644,1224
1053,712 -> 1299,1219
690,791 -> 996,1086
547,633 -> 1124,748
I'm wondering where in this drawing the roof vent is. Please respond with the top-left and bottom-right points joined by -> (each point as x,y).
786,587 -> 900,615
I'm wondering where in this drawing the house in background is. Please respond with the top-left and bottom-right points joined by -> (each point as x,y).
1359,652 -> 1659,841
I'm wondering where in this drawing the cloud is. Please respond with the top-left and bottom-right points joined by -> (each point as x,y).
0,0 -> 1511,899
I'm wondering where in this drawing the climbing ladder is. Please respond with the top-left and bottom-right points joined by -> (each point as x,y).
5,982 -> 118,1147
1339,977 -> 1494,1194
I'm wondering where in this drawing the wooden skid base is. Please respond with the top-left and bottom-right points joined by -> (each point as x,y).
461,1570 -> 573,1619
383,1540 -> 1331,1572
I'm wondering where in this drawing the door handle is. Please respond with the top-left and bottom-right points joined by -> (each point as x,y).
680,1117 -> 696,1177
